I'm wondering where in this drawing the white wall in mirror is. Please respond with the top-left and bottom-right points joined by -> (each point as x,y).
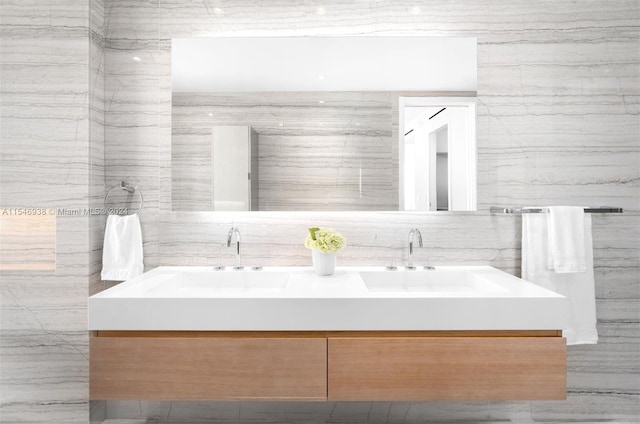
211,126 -> 258,211
172,37 -> 477,92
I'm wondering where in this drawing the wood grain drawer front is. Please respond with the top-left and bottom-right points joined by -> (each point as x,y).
328,337 -> 566,401
91,337 -> 327,400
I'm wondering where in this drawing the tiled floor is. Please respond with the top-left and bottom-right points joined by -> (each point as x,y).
101,421 -> 640,424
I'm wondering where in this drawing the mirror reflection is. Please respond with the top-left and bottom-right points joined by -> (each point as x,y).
401,97 -> 476,211
171,37 -> 477,212
173,91 -> 399,211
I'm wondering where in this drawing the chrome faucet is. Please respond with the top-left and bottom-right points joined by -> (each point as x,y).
407,228 -> 423,270
226,227 -> 243,270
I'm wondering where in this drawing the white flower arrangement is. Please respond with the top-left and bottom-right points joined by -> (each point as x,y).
304,227 -> 346,254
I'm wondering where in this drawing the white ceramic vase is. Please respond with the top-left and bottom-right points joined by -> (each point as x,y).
312,249 -> 336,276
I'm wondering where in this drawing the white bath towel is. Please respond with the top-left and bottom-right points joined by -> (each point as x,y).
547,206 -> 587,273
101,214 -> 144,281
522,212 -> 598,345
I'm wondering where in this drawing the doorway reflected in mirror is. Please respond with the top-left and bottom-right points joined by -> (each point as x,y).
401,97 -> 476,212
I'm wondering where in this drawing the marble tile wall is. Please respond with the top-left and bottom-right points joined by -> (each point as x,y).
258,133 -> 394,211
90,0 -> 107,296
0,0 -> 100,422
104,0 -> 165,271
89,0 -> 107,420
102,0 -> 639,422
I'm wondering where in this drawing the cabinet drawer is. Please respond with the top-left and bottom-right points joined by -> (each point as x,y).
91,336 -> 327,400
328,337 -> 566,401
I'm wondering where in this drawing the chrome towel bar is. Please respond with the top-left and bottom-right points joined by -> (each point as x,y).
490,206 -> 623,214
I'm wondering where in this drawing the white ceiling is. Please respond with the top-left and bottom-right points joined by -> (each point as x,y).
172,37 -> 477,93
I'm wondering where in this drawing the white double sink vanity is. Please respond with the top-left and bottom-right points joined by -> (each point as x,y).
89,266 -> 568,402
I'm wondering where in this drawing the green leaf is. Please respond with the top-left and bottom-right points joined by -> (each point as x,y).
308,227 -> 320,241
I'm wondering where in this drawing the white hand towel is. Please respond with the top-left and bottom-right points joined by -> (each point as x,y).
522,213 -> 597,345
547,206 -> 587,273
101,214 -> 144,281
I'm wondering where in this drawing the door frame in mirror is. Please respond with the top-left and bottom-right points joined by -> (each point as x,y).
399,96 -> 477,211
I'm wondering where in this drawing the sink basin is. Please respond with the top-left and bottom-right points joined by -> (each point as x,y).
144,270 -> 289,295
360,270 -> 508,294
89,265 -> 566,331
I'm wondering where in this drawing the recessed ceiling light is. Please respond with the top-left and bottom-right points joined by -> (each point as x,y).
316,7 -> 325,15
411,6 -> 421,14
213,7 -> 223,15
318,100 -> 325,104
278,122 -> 284,127
208,113 -> 213,116
355,123 -> 360,126
132,56 -> 142,62
317,75 -> 326,80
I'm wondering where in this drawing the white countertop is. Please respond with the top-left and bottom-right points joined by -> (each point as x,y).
89,266 -> 567,331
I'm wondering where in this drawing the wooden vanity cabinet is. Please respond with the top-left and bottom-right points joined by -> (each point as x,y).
327,335 -> 566,401
90,331 -> 566,401
90,333 -> 327,400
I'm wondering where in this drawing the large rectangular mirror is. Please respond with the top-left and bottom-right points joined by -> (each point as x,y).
171,37 -> 477,212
